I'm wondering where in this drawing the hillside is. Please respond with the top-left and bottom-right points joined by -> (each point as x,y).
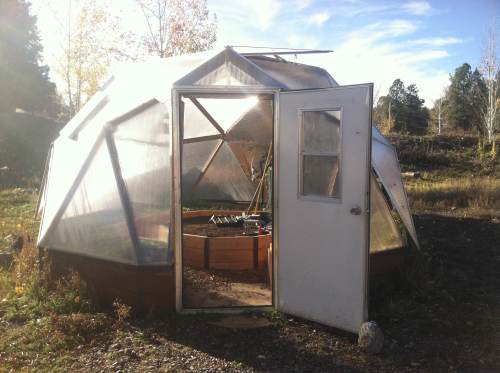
0,112 -> 62,188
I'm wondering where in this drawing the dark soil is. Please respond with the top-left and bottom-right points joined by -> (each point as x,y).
183,216 -> 269,237
183,266 -> 271,308
183,216 -> 248,237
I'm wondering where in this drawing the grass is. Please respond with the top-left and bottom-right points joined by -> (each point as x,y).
405,176 -> 500,217
0,188 -> 39,253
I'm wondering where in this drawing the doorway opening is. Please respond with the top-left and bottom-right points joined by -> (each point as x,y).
180,93 -> 274,309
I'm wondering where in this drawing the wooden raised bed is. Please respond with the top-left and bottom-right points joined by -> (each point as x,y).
182,210 -> 272,271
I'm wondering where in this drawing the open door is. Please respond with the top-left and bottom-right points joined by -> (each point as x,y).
277,84 -> 372,333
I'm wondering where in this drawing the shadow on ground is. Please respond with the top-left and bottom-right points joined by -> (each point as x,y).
39,213 -> 498,372
101,213 -> 498,372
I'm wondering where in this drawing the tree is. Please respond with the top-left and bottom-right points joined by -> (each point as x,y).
0,0 -> 56,114
404,84 -> 429,134
444,63 -> 476,132
479,22 -> 499,145
378,79 -> 428,134
470,68 -> 488,135
45,0 -> 130,118
373,95 -> 394,135
431,96 -> 444,135
388,78 -> 407,132
137,0 -> 217,58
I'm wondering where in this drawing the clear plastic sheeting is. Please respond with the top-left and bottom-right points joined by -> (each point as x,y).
247,55 -> 338,89
194,62 -> 260,86
113,101 -> 171,264
182,98 -> 221,139
39,100 -> 173,265
226,99 -> 273,144
192,142 -> 255,201
198,96 -> 260,131
182,139 -> 220,196
38,137 -> 94,242
371,127 -> 419,248
42,140 -> 136,264
369,173 -> 404,252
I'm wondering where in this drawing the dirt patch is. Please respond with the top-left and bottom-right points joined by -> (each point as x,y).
183,266 -> 271,308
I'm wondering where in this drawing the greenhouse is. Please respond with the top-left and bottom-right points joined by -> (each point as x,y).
37,47 -> 418,333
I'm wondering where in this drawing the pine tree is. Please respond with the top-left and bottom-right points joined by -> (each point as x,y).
384,79 -> 428,134
0,0 -> 56,113
444,63 -> 475,132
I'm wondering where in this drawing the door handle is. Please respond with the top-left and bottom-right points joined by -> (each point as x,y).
350,206 -> 362,215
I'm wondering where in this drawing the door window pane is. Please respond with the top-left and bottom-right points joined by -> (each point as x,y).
301,109 -> 341,198
303,155 -> 340,197
303,110 -> 341,153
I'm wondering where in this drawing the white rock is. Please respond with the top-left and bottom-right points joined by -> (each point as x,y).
358,321 -> 384,354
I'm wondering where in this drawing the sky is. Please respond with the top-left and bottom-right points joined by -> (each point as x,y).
32,0 -> 500,107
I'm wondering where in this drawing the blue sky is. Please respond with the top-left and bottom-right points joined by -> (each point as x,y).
33,0 -> 499,106
209,0 -> 499,105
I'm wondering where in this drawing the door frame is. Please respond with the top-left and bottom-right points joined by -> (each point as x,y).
171,86 -> 280,313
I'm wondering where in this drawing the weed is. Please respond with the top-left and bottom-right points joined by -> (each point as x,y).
113,299 -> 132,323
267,309 -> 287,324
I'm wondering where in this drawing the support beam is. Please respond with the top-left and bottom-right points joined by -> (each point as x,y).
182,134 -> 223,144
35,143 -> 53,217
105,132 -> 143,264
189,97 -> 225,134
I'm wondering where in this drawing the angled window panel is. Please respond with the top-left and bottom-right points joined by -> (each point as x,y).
225,99 -> 273,182
371,136 -> 419,248
59,82 -> 112,139
227,142 -> 269,183
112,101 -> 172,265
182,139 -> 220,196
174,47 -> 285,88
225,98 -> 273,144
42,140 -> 136,264
38,137 -> 95,243
193,62 -> 261,86
197,96 -> 259,131
193,142 -> 255,201
182,97 -> 221,139
370,173 -> 404,253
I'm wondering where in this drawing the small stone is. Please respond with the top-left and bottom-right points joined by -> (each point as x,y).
358,321 -> 384,354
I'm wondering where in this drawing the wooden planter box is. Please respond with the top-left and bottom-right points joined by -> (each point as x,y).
182,210 -> 272,270
183,233 -> 271,270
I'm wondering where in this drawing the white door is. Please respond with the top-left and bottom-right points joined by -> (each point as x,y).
277,84 -> 372,333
